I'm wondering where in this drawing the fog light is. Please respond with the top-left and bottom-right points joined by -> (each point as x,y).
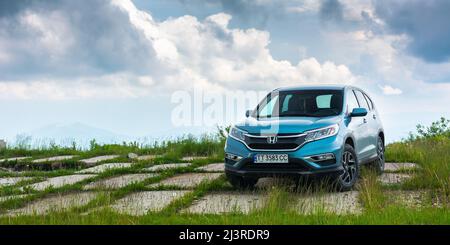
305,153 -> 335,162
225,153 -> 243,162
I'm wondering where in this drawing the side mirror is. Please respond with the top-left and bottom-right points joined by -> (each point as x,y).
350,108 -> 368,117
245,110 -> 252,118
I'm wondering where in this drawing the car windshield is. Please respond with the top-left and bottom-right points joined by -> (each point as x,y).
255,89 -> 344,118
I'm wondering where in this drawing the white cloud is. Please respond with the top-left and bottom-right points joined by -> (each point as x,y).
0,0 -> 356,100
380,85 -> 402,95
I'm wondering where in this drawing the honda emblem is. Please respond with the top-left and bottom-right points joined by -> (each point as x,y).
267,136 -> 278,144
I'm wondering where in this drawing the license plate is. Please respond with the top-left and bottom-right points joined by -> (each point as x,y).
254,154 -> 289,163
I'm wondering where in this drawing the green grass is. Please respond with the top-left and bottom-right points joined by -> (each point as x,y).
0,120 -> 449,224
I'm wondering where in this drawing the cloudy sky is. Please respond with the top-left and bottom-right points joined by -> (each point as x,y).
1,0 -> 450,144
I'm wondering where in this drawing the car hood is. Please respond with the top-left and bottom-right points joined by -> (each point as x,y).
234,116 -> 342,134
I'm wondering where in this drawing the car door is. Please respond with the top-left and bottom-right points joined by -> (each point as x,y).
345,89 -> 370,159
362,92 -> 379,159
353,90 -> 375,161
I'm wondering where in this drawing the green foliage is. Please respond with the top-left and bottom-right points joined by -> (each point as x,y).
386,117 -> 450,197
410,117 -> 450,140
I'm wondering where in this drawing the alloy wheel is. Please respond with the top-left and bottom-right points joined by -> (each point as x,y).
340,151 -> 357,185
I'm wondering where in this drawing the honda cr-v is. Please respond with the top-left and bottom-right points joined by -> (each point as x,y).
225,85 -> 385,191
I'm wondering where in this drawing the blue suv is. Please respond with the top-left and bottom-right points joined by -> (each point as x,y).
225,85 -> 385,191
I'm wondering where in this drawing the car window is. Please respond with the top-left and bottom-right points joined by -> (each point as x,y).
256,90 -> 343,117
353,90 -> 370,110
258,94 -> 279,117
363,92 -> 374,110
316,95 -> 332,108
347,90 -> 360,113
281,94 -> 293,113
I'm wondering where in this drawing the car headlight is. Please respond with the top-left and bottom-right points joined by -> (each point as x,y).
229,126 -> 247,141
304,124 -> 339,142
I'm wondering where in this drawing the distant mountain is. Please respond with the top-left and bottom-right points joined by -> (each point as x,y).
21,122 -> 131,147
9,123 -> 220,148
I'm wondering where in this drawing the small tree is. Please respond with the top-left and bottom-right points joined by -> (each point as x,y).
416,117 -> 450,138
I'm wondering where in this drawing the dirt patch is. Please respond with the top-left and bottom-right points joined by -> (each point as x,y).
143,163 -> 191,172
109,190 -> 191,215
25,174 -> 96,191
5,192 -> 98,216
148,173 -> 222,189
84,173 -> 158,190
195,163 -> 224,172
76,163 -> 133,174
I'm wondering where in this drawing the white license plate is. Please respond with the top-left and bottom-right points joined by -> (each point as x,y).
254,154 -> 289,163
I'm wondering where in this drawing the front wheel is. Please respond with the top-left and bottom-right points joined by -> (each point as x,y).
334,144 -> 359,192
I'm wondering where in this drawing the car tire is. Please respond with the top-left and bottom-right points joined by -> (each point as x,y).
369,136 -> 385,175
334,144 -> 359,192
226,173 -> 258,189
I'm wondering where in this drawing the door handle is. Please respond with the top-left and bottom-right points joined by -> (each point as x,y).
373,114 -> 377,119
363,118 -> 367,123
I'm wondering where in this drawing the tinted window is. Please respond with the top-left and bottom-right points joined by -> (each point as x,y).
353,90 -> 370,110
363,93 -> 374,110
281,94 -> 293,113
316,95 -> 332,108
256,90 -> 343,118
347,90 -> 360,113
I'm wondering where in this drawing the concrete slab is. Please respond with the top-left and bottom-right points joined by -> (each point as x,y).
76,163 -> 133,174
195,163 -> 224,172
384,162 -> 418,171
385,190 -> 428,208
143,163 -> 191,172
110,191 -> 191,216
181,156 -> 208,161
183,192 -> 266,214
127,153 -> 139,159
25,174 -> 96,191
294,191 -> 362,215
378,173 -> 412,185
84,173 -> 158,190
32,155 -> 76,163
137,155 -> 162,161
0,177 -> 33,187
80,155 -> 120,166
148,173 -> 222,189
6,192 -> 98,216
0,157 -> 31,163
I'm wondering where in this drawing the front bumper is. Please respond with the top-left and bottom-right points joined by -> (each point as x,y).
224,134 -> 345,178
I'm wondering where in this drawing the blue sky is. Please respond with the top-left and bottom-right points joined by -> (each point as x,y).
1,0 -> 450,145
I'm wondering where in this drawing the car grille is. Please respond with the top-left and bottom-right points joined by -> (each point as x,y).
244,133 -> 306,151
